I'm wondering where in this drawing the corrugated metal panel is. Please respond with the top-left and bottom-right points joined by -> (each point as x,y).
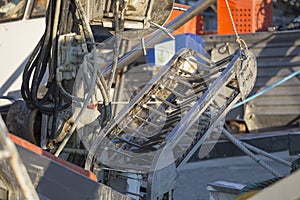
202,30 -> 300,132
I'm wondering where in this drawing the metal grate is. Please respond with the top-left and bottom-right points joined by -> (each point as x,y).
85,48 -> 257,171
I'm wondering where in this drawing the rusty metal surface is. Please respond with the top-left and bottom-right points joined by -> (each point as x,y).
202,30 -> 300,131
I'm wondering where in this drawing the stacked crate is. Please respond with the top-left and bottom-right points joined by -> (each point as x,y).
217,0 -> 273,34
166,3 -> 203,35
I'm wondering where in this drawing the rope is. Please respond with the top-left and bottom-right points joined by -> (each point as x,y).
223,129 -> 283,177
233,70 -> 300,108
225,0 -> 249,53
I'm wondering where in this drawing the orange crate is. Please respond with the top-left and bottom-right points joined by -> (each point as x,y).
255,0 -> 273,32
166,3 -> 203,35
217,0 -> 272,34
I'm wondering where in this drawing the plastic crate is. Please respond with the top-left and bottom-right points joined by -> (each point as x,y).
166,3 -> 203,35
146,33 -> 205,66
255,0 -> 273,32
217,0 -> 273,34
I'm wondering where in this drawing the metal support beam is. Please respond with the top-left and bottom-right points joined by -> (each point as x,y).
102,0 -> 217,77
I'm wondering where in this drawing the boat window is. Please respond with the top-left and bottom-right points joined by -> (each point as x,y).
0,0 -> 27,23
30,0 -> 46,19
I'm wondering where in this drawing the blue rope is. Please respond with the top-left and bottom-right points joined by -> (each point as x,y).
233,70 -> 300,109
